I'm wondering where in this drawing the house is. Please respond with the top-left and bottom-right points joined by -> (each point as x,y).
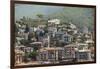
75,50 -> 92,62
75,43 -> 92,62
15,49 -> 25,65
15,45 -> 34,54
55,32 -> 73,44
38,25 -> 46,28
48,27 -> 57,37
62,32 -> 73,43
77,43 -> 88,50
63,43 -> 92,62
85,39 -> 95,59
37,47 -> 63,63
29,42 -> 43,50
66,22 -> 78,35
55,31 -> 64,40
48,19 -> 60,25
15,46 -> 25,64
63,44 -> 77,60
69,22 -> 76,29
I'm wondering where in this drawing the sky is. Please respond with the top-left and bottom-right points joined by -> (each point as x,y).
15,3 -> 94,23
15,4 -> 64,20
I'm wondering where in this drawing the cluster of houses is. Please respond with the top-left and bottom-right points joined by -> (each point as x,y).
15,18 -> 95,65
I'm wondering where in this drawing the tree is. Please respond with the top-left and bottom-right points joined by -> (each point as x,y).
36,14 -> 44,19
36,14 -> 44,22
48,7 -> 94,32
28,50 -> 38,61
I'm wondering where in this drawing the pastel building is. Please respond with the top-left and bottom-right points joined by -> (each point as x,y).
63,44 -> 77,60
37,47 -> 63,63
75,43 -> 92,62
75,50 -> 92,62
15,46 -> 25,65
55,32 -> 73,44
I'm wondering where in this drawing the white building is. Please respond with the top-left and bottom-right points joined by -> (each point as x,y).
48,19 -> 60,25
77,43 -> 88,50
75,50 -> 92,62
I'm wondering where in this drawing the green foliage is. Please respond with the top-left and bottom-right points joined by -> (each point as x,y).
28,50 -> 38,58
19,7 -> 94,32
48,7 -> 94,32
36,14 -> 44,19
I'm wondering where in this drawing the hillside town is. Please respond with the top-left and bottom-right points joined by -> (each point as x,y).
14,17 -> 95,66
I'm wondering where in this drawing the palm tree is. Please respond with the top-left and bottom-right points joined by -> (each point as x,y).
36,14 -> 43,19
36,14 -> 44,24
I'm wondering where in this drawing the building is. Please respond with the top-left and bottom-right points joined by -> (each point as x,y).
63,44 -> 77,60
37,47 -> 63,63
48,27 -> 57,37
15,46 -> 25,64
62,32 -> 73,43
85,39 -> 95,59
73,43 -> 93,62
55,32 -> 73,44
77,43 -> 88,50
30,42 -> 43,50
48,19 -> 60,26
75,50 -> 92,62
